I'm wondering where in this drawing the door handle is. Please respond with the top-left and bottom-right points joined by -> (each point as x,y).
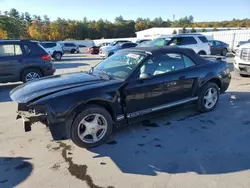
179,76 -> 186,80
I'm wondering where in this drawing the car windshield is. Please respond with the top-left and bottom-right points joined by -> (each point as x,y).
92,51 -> 146,80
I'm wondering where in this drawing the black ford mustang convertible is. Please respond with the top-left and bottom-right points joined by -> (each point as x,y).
10,47 -> 231,148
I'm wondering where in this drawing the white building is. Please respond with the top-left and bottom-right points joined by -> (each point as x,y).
136,27 -> 242,38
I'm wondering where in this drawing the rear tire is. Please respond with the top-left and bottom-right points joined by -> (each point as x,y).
71,105 -> 113,148
221,49 -> 227,56
240,74 -> 250,77
21,68 -> 43,83
198,51 -> 206,55
54,52 -> 62,60
71,49 -> 76,54
197,82 -> 220,113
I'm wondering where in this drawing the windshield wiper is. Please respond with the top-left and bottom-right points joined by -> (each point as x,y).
99,70 -> 114,80
88,67 -> 94,74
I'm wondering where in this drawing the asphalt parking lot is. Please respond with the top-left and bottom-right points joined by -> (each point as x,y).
0,53 -> 250,188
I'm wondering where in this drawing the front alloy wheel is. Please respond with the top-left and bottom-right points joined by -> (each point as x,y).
71,105 -> 113,148
77,114 -> 108,143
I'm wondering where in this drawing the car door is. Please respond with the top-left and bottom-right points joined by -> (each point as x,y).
215,41 -> 223,54
170,37 -> 199,53
0,43 -> 24,82
125,52 -> 197,122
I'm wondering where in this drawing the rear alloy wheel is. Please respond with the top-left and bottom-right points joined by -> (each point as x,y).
54,52 -> 62,60
22,68 -> 42,82
71,105 -> 113,148
221,49 -> 227,56
197,82 -> 220,112
71,49 -> 76,54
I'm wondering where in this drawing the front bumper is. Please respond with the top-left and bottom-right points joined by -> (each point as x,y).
233,57 -> 250,75
99,53 -> 108,58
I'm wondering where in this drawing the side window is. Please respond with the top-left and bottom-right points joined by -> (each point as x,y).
182,37 -> 197,45
139,53 -> 185,77
122,43 -> 137,48
198,36 -> 208,43
46,43 -> 56,48
215,41 -> 221,45
169,37 -> 183,46
0,44 -> 22,57
24,45 -> 31,54
183,55 -> 195,68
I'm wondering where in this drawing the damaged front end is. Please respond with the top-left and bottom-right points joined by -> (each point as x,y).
16,103 -> 74,140
17,103 -> 48,132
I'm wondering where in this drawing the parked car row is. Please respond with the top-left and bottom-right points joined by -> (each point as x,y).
93,34 -> 230,59
40,41 -> 80,60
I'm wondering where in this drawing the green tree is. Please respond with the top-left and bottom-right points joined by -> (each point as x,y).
24,12 -> 32,22
202,28 -> 207,32
182,27 -> 187,33
172,29 -> 177,34
190,27 -> 196,33
9,8 -> 19,19
213,27 -> 218,31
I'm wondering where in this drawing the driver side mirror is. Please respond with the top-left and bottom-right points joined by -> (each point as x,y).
139,73 -> 150,79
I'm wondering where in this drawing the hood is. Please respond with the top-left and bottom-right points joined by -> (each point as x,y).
239,43 -> 250,49
10,72 -> 105,103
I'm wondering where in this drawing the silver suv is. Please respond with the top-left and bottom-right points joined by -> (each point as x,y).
40,42 -> 64,60
61,42 -> 80,53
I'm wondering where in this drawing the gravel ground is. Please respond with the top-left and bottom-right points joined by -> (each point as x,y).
0,53 -> 250,188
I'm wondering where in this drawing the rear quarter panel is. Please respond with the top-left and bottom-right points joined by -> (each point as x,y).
195,60 -> 229,94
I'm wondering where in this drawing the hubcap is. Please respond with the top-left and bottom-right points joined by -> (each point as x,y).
55,53 -> 61,59
77,113 -> 108,144
203,87 -> 218,109
26,72 -> 40,81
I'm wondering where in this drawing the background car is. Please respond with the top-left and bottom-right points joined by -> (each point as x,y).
136,39 -> 151,44
99,40 -> 131,56
61,42 -> 80,53
100,42 -> 137,58
167,34 -> 211,55
88,42 -> 110,54
234,43 -> 250,77
40,41 -> 64,60
0,40 -> 55,83
209,40 -> 229,56
232,39 -> 250,53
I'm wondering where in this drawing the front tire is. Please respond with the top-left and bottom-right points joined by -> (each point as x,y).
71,105 -> 113,148
21,68 -> 42,82
197,82 -> 220,113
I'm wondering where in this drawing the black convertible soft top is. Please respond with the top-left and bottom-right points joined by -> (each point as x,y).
122,46 -> 207,65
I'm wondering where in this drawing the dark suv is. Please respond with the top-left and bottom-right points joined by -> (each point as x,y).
0,40 -> 55,83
